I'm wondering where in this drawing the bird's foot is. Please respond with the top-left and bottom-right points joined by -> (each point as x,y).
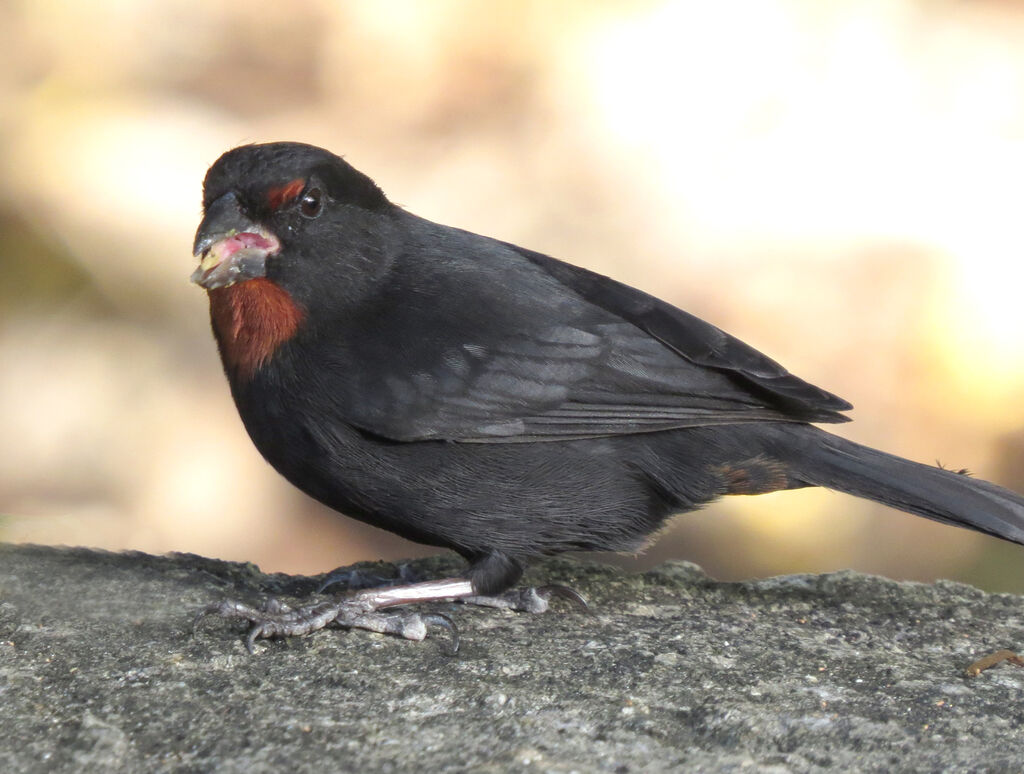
461,584 -> 589,614
193,578 -> 472,654
193,579 -> 588,653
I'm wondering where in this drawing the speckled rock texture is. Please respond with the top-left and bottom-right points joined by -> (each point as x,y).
1,543 -> 1023,772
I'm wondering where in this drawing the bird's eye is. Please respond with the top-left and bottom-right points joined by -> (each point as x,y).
299,188 -> 323,218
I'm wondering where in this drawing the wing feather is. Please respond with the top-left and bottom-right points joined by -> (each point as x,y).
315,217 -> 851,443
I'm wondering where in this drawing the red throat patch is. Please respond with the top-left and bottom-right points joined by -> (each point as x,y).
208,279 -> 304,380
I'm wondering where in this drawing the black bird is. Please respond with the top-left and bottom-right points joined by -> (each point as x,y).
191,141 -> 1024,651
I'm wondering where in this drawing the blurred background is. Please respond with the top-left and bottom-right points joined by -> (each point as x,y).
3,0 -> 1024,590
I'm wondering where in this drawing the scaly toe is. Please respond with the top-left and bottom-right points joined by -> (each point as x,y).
461,585 -> 589,614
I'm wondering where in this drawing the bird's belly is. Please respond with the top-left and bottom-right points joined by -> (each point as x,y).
236,392 -> 674,557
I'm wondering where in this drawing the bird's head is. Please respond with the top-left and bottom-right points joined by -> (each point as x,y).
192,142 -> 392,299
192,142 -> 393,378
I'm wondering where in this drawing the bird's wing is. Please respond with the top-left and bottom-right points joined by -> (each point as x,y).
321,233 -> 850,443
513,243 -> 852,419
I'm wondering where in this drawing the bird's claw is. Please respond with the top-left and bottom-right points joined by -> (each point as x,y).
421,613 -> 460,655
536,584 -> 590,613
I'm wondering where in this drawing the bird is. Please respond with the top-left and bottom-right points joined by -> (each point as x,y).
190,141 -> 1024,652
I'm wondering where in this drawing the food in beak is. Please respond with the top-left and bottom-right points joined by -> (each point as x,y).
191,231 -> 280,290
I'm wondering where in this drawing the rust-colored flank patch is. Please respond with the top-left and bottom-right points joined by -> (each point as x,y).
266,178 -> 306,211
713,455 -> 792,495
209,278 -> 304,379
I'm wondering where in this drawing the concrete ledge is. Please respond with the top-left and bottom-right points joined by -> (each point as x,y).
1,544 -> 1023,771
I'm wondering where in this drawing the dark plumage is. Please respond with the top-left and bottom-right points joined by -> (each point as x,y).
192,141 -> 1024,610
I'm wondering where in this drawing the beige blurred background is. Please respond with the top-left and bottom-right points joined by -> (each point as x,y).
2,0 -> 1024,590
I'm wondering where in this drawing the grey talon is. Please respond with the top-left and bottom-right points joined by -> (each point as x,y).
422,613 -> 461,655
536,585 -> 590,612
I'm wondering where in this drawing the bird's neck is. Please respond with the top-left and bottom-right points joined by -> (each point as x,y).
208,279 -> 304,380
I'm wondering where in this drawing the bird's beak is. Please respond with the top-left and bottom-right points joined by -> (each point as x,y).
191,191 -> 280,290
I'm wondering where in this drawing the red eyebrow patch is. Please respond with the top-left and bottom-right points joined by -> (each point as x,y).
266,178 -> 305,210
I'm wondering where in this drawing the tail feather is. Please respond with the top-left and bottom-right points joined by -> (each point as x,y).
779,427 -> 1024,546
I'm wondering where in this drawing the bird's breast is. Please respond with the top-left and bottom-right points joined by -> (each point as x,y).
208,278 -> 304,380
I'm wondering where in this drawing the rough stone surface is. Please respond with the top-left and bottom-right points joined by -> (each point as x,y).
1,544 -> 1024,772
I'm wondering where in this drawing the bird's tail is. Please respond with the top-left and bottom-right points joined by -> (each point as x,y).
776,426 -> 1024,546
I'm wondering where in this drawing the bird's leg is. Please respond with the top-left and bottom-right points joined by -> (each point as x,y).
194,578 -> 472,654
